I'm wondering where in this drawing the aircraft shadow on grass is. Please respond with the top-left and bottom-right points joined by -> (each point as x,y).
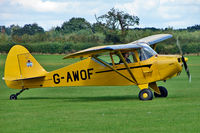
18,94 -> 187,101
19,95 -> 138,102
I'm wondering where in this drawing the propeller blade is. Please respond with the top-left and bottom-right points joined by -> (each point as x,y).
181,56 -> 191,82
176,36 -> 191,82
176,36 -> 183,55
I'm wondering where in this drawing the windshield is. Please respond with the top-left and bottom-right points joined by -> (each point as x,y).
139,44 -> 157,61
94,51 -> 136,66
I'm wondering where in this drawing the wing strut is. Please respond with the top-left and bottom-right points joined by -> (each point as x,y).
93,56 -> 136,84
117,51 -> 138,84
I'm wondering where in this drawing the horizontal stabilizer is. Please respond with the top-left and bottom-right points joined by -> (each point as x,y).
3,75 -> 45,81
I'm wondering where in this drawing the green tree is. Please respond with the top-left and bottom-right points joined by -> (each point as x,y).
97,8 -> 139,35
187,25 -> 200,31
12,23 -> 44,36
60,17 -> 92,34
11,25 -> 21,35
23,23 -> 44,35
92,22 -> 106,33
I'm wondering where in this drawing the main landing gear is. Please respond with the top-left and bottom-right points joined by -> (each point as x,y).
10,88 -> 28,100
154,86 -> 168,97
139,89 -> 153,100
138,86 -> 168,100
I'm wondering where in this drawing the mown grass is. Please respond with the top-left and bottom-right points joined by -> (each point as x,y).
0,55 -> 200,133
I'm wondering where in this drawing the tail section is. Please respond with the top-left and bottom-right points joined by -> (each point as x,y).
4,45 -> 47,89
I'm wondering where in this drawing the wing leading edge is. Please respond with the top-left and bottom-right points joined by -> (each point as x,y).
63,34 -> 172,59
63,43 -> 141,59
133,34 -> 172,45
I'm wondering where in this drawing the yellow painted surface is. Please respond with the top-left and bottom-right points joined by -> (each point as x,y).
138,84 -> 149,90
4,45 -> 185,92
4,45 -> 47,89
156,55 -> 182,80
17,53 -> 47,79
143,93 -> 148,98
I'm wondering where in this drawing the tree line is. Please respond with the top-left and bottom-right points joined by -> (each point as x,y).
0,8 -> 199,54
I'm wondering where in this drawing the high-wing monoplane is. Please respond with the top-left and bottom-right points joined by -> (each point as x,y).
3,34 -> 191,100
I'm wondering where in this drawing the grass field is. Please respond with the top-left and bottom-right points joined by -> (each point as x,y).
0,54 -> 200,133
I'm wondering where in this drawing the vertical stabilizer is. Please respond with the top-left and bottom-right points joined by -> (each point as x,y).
4,45 -> 47,89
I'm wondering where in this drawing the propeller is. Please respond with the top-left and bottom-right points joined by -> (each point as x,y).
176,36 -> 191,82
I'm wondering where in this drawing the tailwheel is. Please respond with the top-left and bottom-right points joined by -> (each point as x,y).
10,94 -> 17,100
154,86 -> 168,97
139,89 -> 153,100
9,88 -> 28,100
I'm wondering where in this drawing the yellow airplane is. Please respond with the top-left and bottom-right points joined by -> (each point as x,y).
3,34 -> 191,100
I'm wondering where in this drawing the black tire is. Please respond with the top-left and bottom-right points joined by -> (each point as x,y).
154,86 -> 168,97
10,94 -> 17,100
139,89 -> 153,100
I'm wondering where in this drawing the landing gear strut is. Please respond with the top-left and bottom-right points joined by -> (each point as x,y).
154,86 -> 168,97
10,88 -> 28,100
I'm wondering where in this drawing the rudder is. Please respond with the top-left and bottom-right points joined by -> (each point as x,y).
4,45 -> 47,89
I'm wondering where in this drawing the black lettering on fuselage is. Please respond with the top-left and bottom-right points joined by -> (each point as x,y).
80,70 -> 87,80
87,68 -> 93,79
67,72 -> 73,82
53,74 -> 60,84
65,68 -> 94,83
72,71 -> 79,81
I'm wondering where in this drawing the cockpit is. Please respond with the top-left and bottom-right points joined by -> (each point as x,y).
95,43 -> 157,66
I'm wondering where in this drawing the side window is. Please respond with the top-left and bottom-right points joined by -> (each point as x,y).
118,52 -> 132,64
95,50 -> 140,66
96,53 -> 120,66
110,54 -> 120,65
130,52 -> 137,63
97,55 -> 110,64
116,51 -> 138,65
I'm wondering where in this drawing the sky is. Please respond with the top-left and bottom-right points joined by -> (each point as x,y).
0,0 -> 200,30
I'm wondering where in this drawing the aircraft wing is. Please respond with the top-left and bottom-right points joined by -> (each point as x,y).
132,34 -> 172,45
63,34 -> 172,59
63,43 -> 141,59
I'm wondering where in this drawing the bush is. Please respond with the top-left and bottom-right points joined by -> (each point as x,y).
0,28 -> 200,54
28,42 -> 72,54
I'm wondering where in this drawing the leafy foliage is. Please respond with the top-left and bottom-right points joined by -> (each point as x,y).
97,8 -> 139,34
11,23 -> 44,36
0,8 -> 199,54
187,25 -> 200,31
58,17 -> 92,34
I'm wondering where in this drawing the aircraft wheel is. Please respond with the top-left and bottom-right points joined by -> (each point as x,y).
139,89 -> 153,100
10,94 -> 17,100
154,86 -> 168,97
